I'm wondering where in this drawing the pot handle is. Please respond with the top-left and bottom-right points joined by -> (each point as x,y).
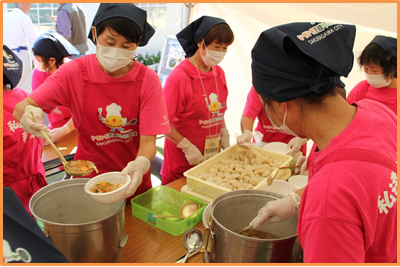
118,234 -> 128,248
208,223 -> 216,263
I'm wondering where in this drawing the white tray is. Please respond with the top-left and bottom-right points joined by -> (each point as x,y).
184,144 -> 292,200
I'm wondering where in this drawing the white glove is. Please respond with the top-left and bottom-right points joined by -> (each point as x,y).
286,137 -> 307,157
219,128 -> 230,150
44,124 -> 72,145
177,138 -> 205,165
20,105 -> 50,140
121,156 -> 150,198
250,192 -> 301,229
236,130 -> 253,148
295,155 -> 308,175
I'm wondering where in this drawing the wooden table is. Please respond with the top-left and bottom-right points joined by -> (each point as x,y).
41,130 -> 78,164
122,177 -> 205,263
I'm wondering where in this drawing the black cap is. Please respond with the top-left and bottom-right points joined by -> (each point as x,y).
176,16 -> 227,57
33,30 -> 79,59
88,3 -> 155,47
251,22 -> 356,102
3,45 -> 22,89
370,35 -> 397,59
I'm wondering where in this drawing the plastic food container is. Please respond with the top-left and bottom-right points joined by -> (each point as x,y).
259,180 -> 293,196
131,186 -> 206,236
184,144 -> 292,200
288,175 -> 308,189
263,142 -> 289,154
84,172 -> 131,205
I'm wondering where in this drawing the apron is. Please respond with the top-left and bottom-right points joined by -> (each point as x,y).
73,60 -> 151,197
162,67 -> 227,184
3,103 -> 47,214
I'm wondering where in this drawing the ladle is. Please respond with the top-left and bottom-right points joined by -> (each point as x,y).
236,225 -> 252,234
267,166 -> 296,186
152,201 -> 200,219
28,113 -> 98,177
181,228 -> 205,263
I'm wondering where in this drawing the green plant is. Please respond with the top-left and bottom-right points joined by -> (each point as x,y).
133,51 -> 161,66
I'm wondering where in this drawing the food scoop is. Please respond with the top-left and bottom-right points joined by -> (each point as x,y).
152,201 -> 200,219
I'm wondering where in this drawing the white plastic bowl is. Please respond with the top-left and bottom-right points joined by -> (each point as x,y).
202,202 -> 212,229
288,175 -> 308,190
259,180 -> 292,196
84,172 -> 131,205
263,142 -> 290,155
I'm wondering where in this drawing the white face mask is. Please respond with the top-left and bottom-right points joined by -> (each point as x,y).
200,44 -> 226,67
365,73 -> 391,88
34,58 -> 54,72
265,103 -> 299,137
95,29 -> 136,73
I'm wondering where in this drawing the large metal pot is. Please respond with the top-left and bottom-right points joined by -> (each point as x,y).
210,193 -> 300,263
29,179 -> 127,263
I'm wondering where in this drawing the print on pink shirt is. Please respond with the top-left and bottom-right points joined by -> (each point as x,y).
199,92 -> 226,129
378,172 -> 397,214
6,120 -> 35,143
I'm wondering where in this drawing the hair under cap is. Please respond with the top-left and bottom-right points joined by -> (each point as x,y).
370,35 -> 397,59
251,22 -> 356,102
88,3 -> 155,47
176,15 -> 227,57
3,45 -> 22,89
33,30 -> 79,59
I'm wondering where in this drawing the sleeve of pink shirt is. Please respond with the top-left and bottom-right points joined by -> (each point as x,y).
139,69 -> 171,136
242,86 -> 263,119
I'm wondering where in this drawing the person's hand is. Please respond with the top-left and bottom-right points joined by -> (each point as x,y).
236,130 -> 253,148
295,155 -> 308,175
286,137 -> 307,157
219,128 -> 230,150
51,15 -> 57,22
121,156 -> 150,198
20,105 -> 50,140
250,192 -> 301,229
177,138 -> 205,165
44,124 -> 72,145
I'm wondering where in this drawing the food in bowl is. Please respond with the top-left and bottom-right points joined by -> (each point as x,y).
194,150 -> 282,190
66,159 -> 98,173
240,229 -> 279,239
90,181 -> 123,193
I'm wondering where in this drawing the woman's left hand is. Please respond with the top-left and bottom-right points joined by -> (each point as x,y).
287,137 -> 307,157
121,156 -> 150,198
219,128 -> 230,150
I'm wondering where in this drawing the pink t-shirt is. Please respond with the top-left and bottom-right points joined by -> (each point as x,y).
161,59 -> 228,184
242,86 -> 306,154
298,100 -> 397,263
347,80 -> 397,115
32,68 -> 72,129
3,88 -> 47,212
30,54 -> 170,136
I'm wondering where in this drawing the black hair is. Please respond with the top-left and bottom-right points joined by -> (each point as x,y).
358,43 -> 397,79
3,74 -> 11,86
204,23 -> 234,46
95,17 -> 141,44
32,48 -> 63,69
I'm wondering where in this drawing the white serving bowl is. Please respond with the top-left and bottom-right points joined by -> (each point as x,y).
84,172 -> 131,205
259,180 -> 292,196
263,142 -> 289,155
202,202 -> 213,229
288,175 -> 308,190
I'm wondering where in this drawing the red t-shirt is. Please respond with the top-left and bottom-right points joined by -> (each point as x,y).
299,100 -> 397,263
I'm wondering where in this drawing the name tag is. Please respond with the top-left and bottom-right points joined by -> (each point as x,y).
204,135 -> 219,160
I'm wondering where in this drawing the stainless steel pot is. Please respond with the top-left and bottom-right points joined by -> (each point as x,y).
210,193 -> 300,263
29,179 -> 127,263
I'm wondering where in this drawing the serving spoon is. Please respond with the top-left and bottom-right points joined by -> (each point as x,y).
29,113 -> 98,177
152,201 -> 200,219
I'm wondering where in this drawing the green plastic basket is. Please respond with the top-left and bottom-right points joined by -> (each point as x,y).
131,186 -> 206,236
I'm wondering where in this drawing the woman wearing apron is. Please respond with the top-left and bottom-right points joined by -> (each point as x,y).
161,16 -> 234,185
3,45 -> 46,213
31,30 -> 80,143
347,35 -> 397,115
248,23 -> 396,262
14,4 -> 170,200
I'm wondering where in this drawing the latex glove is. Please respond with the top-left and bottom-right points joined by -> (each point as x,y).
219,128 -> 230,150
20,105 -> 50,140
177,138 -> 205,165
121,156 -> 150,198
295,155 -> 308,175
287,137 -> 307,157
250,192 -> 301,229
44,124 -> 72,145
236,130 -> 253,148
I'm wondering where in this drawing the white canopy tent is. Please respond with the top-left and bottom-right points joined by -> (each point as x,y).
189,3 -> 397,148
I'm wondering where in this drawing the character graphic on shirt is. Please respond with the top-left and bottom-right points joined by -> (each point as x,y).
98,103 -> 137,132
3,240 -> 31,263
207,93 -> 225,117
